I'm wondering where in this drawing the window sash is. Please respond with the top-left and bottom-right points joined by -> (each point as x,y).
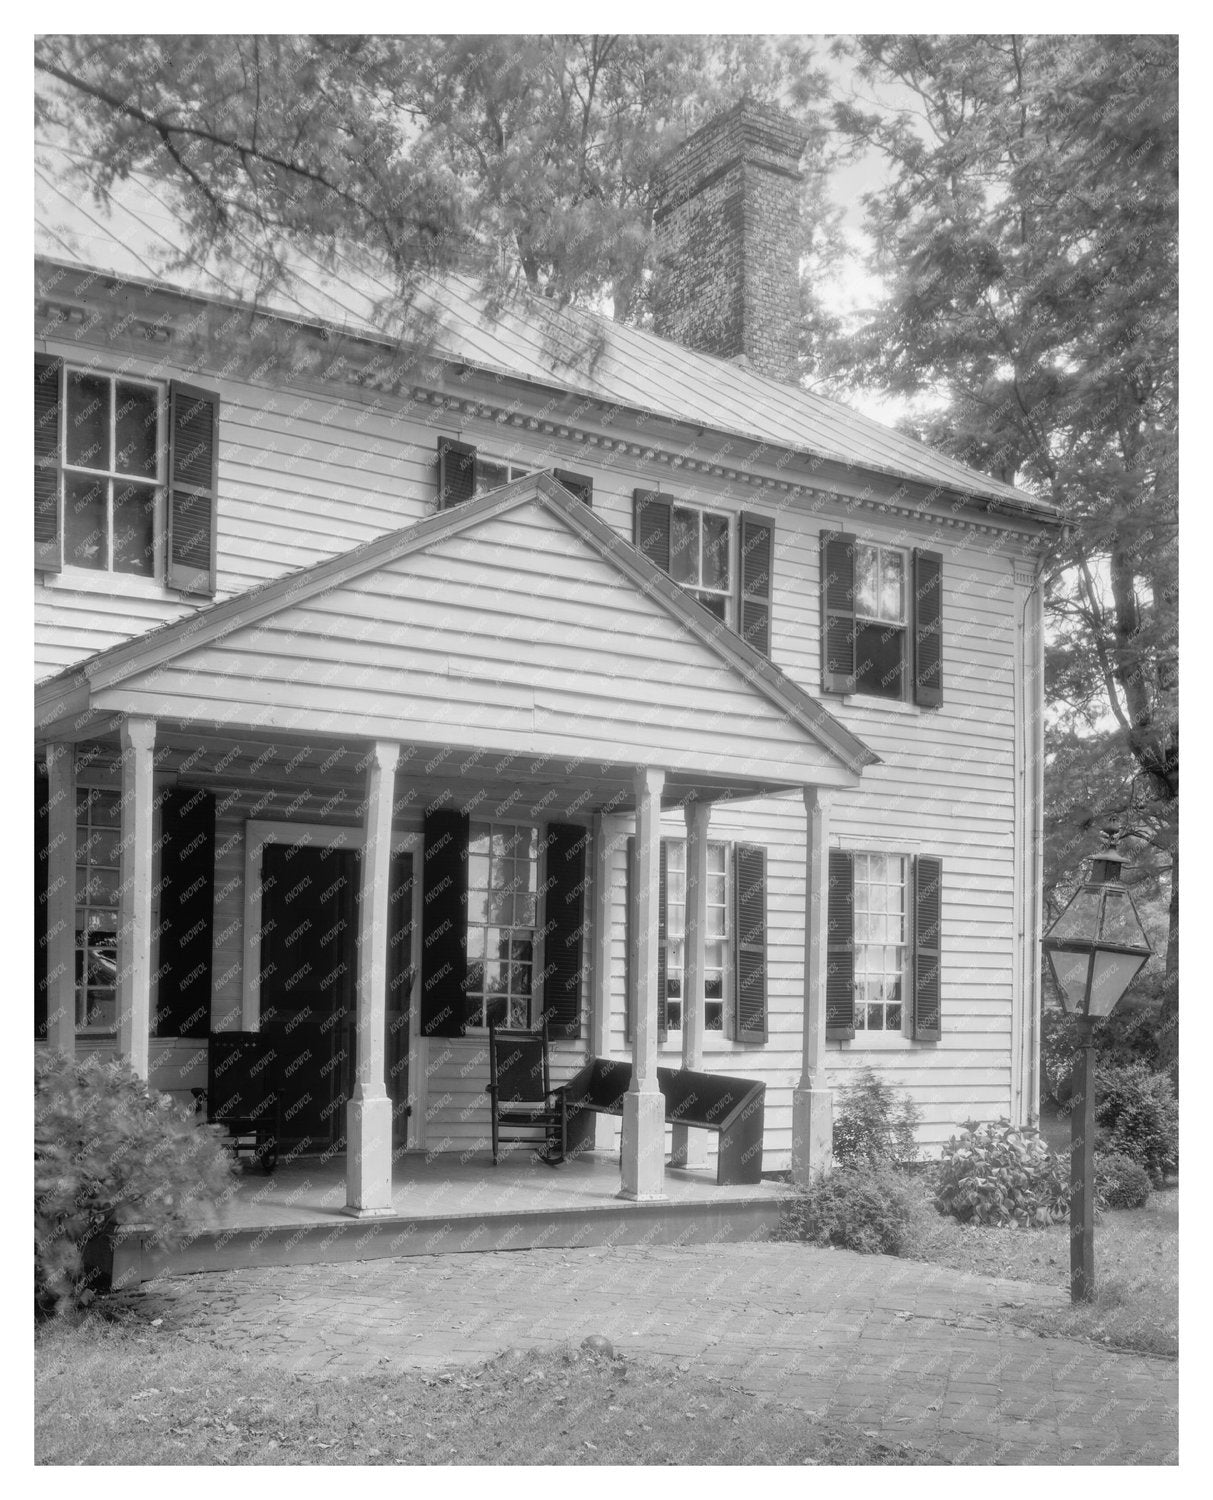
74,787 -> 121,1035
854,542 -> 906,625
664,839 -> 730,1034
464,820 -> 540,1030
852,853 -> 908,1032
473,458 -> 531,496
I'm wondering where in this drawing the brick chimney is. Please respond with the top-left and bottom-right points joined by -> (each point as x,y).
653,99 -> 808,383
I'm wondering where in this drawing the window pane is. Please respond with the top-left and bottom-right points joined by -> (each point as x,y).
64,476 -> 108,570
886,1003 -> 902,1031
466,889 -> 488,925
696,592 -> 727,622
115,383 -> 159,478
474,460 -> 508,494
65,372 -> 111,470
854,543 -> 879,617
702,513 -> 730,589
705,1002 -> 724,1031
671,508 -> 699,584
855,622 -> 905,700
468,827 -> 491,857
113,484 -> 156,576
81,988 -> 116,1031
880,551 -> 905,623
666,1000 -> 682,1030
485,995 -> 507,1028
867,1003 -> 885,1030
467,853 -> 489,891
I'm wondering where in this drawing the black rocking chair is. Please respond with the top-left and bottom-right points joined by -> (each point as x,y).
485,1023 -> 567,1167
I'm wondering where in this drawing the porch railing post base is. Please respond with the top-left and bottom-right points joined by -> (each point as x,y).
790,1083 -> 833,1187
346,1094 -> 394,1215
618,1089 -> 667,1200
669,1122 -> 709,1170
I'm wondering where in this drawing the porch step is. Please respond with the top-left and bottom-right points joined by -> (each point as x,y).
128,1193 -> 783,1284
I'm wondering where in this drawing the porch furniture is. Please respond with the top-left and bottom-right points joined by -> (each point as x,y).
206,1031 -> 280,1172
563,1059 -> 766,1186
485,1023 -> 567,1166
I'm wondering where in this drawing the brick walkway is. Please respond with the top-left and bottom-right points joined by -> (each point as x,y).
136,1243 -> 1178,1465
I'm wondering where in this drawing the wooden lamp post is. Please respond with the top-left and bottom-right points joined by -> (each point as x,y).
1042,843 -> 1152,1303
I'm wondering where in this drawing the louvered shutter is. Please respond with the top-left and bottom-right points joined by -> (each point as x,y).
34,355 -> 63,572
633,489 -> 672,574
820,531 -> 857,694
156,787 -> 215,1039
167,381 -> 219,596
35,770 -> 50,1039
421,809 -> 470,1037
738,513 -> 774,657
734,844 -> 768,1042
552,468 -> 593,507
625,835 -> 668,1042
436,436 -> 477,508
913,549 -> 944,708
542,822 -> 587,1039
913,855 -> 943,1040
826,849 -> 855,1039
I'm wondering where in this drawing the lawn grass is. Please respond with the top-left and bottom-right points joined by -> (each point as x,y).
903,1179 -> 1178,1358
36,1313 -> 931,1466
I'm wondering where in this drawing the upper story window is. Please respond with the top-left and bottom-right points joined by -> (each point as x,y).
62,369 -> 163,576
821,531 -> 944,707
436,435 -> 593,509
35,354 -> 220,597
473,457 -> 531,495
670,506 -> 733,624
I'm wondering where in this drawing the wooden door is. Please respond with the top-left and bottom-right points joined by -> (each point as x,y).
260,843 -> 359,1153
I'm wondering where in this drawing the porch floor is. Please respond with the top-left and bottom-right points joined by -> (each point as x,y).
130,1150 -> 787,1285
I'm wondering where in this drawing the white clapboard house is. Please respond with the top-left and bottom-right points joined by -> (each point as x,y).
35,103 -> 1061,1233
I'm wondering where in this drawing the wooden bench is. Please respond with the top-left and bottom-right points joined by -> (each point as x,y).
562,1058 -> 765,1185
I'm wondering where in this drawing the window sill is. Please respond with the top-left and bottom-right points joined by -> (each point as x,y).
836,694 -> 923,717
829,1031 -> 935,1048
38,568 -> 183,603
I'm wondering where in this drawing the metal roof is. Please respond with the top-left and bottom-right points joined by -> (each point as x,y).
35,140 -> 1054,517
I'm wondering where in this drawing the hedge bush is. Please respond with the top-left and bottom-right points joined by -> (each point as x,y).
934,1119 -> 1068,1228
780,1164 -> 918,1256
832,1067 -> 921,1168
35,1052 -> 235,1313
1040,997 -> 1160,1106
1095,1061 -> 1178,1184
1094,1150 -> 1152,1211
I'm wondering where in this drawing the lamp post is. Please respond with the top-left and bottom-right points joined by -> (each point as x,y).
1042,843 -> 1152,1303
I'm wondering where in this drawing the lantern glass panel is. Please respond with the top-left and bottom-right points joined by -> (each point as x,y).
1089,950 -> 1149,1017
1047,948 -> 1093,1014
1098,889 -> 1151,949
1050,888 -> 1103,942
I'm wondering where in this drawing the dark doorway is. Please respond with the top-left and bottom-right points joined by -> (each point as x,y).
260,843 -> 358,1153
387,850 -> 414,1149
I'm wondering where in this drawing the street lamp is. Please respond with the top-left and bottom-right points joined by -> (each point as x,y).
1042,843 -> 1152,1303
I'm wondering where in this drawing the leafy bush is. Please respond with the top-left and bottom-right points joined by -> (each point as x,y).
832,1067 -> 921,1167
1040,997 -> 1160,1106
1094,1150 -> 1151,1211
1095,1061 -> 1178,1184
35,1053 -> 234,1313
934,1119 -> 1068,1227
780,1164 -> 918,1255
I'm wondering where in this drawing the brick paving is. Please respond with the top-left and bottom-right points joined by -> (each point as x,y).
135,1242 -> 1178,1465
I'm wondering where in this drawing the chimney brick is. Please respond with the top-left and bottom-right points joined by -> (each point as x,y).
653,100 -> 808,383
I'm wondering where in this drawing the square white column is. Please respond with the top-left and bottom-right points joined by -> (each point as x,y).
346,740 -> 400,1216
792,785 -> 833,1185
116,717 -> 156,1080
44,743 -> 77,1056
620,765 -> 666,1200
671,799 -> 710,1170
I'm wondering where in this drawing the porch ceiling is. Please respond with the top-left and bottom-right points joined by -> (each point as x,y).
36,473 -> 876,795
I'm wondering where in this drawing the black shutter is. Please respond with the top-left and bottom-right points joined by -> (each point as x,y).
625,834 -> 668,1042
436,436 -> 477,509
738,513 -> 774,657
552,468 -> 593,507
826,849 -> 855,1039
633,489 -> 672,574
913,855 -> 943,1040
35,770 -> 50,1040
542,822 -> 587,1039
156,787 -> 215,1039
421,809 -> 469,1037
35,354 -> 63,573
167,380 -> 219,596
820,531 -> 857,694
913,549 -> 944,708
734,844 -> 768,1042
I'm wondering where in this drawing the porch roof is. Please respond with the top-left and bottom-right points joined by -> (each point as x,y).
35,474 -> 875,802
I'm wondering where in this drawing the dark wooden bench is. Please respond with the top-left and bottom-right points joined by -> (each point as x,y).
562,1058 -> 765,1185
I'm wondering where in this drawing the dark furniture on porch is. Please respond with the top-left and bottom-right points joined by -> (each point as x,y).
563,1059 -> 766,1186
205,1031 -> 281,1172
485,1023 -> 567,1166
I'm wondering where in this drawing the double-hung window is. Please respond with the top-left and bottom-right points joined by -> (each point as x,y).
473,457 -> 531,496
852,853 -> 907,1031
464,821 -> 540,1030
853,543 -> 907,701
670,506 -> 733,624
75,787 -> 121,1034
664,839 -> 730,1032
61,369 -> 163,576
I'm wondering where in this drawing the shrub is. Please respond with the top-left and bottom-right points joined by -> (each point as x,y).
934,1119 -> 1068,1227
1095,1061 -> 1178,1184
35,1052 -> 235,1313
832,1067 -> 921,1168
1040,998 -> 1160,1106
1094,1150 -> 1152,1211
780,1164 -> 918,1255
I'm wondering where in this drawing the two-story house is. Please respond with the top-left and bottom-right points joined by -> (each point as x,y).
35,102 -> 1060,1215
